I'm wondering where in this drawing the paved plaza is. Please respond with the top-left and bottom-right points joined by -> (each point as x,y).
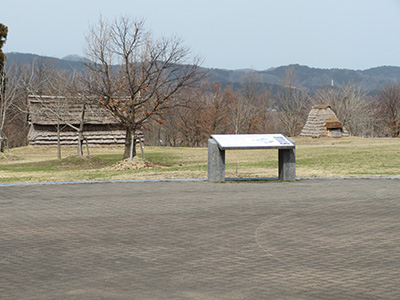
1,179 -> 400,299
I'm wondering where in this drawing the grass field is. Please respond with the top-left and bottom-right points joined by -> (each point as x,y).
1,137 -> 400,183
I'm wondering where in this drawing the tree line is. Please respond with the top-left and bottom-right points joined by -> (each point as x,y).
144,74 -> 400,147
1,17 -> 400,157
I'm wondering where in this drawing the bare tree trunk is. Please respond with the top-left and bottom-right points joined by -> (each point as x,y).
77,131 -> 83,156
130,130 -> 134,160
4,137 -> 8,152
57,120 -> 61,160
77,104 -> 86,156
139,139 -> 145,161
123,129 -> 130,159
123,128 -> 136,160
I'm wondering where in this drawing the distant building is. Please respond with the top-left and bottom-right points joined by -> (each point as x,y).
300,105 -> 349,138
27,95 -> 142,145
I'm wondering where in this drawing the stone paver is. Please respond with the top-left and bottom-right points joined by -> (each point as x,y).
1,179 -> 399,299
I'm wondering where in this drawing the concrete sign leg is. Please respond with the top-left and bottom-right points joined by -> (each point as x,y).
208,139 -> 225,182
278,149 -> 296,181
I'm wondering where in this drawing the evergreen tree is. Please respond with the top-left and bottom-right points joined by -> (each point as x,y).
0,23 -> 8,150
0,23 -> 7,76
0,23 -> 8,96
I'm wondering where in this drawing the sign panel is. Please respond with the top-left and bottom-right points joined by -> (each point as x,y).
211,134 -> 295,150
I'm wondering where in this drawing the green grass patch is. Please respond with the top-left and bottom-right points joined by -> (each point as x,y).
0,176 -> 35,183
0,155 -> 112,173
1,137 -> 400,183
93,153 -> 123,163
144,152 -> 181,165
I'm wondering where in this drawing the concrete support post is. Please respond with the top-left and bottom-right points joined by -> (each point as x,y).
208,139 -> 225,182
278,148 -> 296,181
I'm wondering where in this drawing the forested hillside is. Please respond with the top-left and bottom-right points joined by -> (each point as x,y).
2,52 -> 400,150
6,52 -> 400,94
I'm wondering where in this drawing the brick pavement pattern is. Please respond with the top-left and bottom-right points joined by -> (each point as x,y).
1,179 -> 399,299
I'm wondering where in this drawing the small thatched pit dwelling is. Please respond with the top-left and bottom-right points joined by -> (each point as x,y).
27,95 -> 143,146
300,105 -> 349,138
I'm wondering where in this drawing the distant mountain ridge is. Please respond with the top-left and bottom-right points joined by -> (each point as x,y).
206,64 -> 400,94
6,52 -> 400,94
62,54 -> 87,62
6,52 -> 87,72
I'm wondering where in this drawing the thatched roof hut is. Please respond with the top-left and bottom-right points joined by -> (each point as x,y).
300,105 -> 349,138
27,95 -> 142,145
28,95 -> 118,126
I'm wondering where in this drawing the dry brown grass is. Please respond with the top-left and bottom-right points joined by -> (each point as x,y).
1,136 -> 400,183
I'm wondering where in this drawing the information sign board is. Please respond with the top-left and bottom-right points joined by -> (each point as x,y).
210,134 -> 295,150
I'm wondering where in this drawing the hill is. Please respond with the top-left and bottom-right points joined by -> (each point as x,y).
5,52 -> 400,94
5,52 -> 88,73
206,64 -> 400,94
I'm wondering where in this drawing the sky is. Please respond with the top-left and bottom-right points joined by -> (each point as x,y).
2,0 -> 400,70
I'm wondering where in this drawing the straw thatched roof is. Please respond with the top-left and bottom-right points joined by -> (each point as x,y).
325,117 -> 343,129
28,95 -> 119,125
300,105 -> 348,138
26,95 -> 140,146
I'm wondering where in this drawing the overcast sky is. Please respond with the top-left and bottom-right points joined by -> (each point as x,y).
2,0 -> 400,70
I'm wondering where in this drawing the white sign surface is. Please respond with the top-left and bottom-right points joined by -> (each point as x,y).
211,134 -> 295,149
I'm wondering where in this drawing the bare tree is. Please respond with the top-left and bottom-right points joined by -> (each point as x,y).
277,68 -> 311,136
26,61 -> 94,158
144,82 -> 229,147
314,83 -> 375,136
330,84 -> 368,136
173,85 -> 217,146
223,72 -> 269,134
0,65 -> 20,151
200,82 -> 229,135
377,83 -> 400,137
84,16 -> 203,159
